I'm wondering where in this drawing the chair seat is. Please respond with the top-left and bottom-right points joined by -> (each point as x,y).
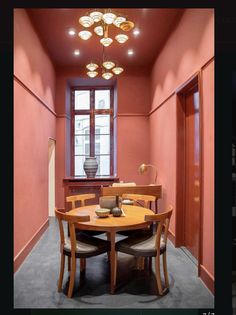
116,233 -> 166,257
64,233 -> 110,258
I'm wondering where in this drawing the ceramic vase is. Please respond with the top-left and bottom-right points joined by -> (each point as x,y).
83,157 -> 98,178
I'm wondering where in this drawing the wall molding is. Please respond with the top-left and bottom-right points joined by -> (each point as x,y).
57,114 -> 71,120
148,56 -> 215,117
199,264 -> 215,294
14,219 -> 49,273
14,75 -> 57,117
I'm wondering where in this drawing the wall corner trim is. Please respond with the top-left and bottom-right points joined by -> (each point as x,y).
168,228 -> 176,246
199,264 -> 215,294
14,218 -> 49,273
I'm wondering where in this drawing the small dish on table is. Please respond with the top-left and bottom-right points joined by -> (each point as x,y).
95,208 -> 110,218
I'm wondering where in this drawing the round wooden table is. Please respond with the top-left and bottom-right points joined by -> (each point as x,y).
67,204 -> 154,294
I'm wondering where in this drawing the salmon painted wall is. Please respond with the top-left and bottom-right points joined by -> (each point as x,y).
149,8 -> 214,280
116,71 -> 151,185
14,9 -> 56,259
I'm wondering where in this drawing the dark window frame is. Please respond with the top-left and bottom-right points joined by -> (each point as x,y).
71,86 -> 114,177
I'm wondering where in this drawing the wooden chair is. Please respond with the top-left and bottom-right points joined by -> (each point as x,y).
101,185 -> 162,213
66,193 -> 102,237
115,206 -> 173,295
55,208 -> 111,298
116,194 -> 156,238
66,193 -> 96,209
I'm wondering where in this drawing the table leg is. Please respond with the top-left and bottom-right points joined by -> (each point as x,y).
109,229 -> 116,294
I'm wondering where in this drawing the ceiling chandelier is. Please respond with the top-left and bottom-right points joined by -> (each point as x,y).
78,9 -> 135,47
86,47 -> 124,80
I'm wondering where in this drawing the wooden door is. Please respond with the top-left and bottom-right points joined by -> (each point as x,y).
184,84 -> 200,260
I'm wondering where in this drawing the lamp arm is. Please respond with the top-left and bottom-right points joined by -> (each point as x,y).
145,164 -> 157,183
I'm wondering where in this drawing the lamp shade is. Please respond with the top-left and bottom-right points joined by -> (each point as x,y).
78,30 -> 92,40
79,16 -> 94,28
138,163 -> 157,184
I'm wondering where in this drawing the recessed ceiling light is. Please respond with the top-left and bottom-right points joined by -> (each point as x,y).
68,29 -> 76,36
133,28 -> 140,36
127,49 -> 134,55
73,50 -> 80,56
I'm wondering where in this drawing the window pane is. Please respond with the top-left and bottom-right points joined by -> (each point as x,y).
74,136 -> 90,155
95,142 -> 100,155
95,90 -> 110,109
74,90 -> 90,110
74,156 -> 86,176
95,115 -> 110,134
74,115 -> 90,135
96,135 -> 110,154
96,155 -> 110,175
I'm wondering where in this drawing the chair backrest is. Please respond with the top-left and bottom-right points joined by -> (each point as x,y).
101,185 -> 162,198
55,208 -> 90,253
66,193 -> 96,209
122,193 -> 156,209
144,206 -> 173,251
112,182 -> 136,187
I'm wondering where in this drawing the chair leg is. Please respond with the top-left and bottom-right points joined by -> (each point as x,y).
80,258 -> 86,273
140,257 -> 145,270
148,257 -> 152,271
155,256 -> 163,295
58,254 -> 65,292
113,251 -> 117,288
68,256 -> 71,271
162,252 -> 169,288
68,256 -> 76,298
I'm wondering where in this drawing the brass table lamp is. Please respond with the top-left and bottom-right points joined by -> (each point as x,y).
138,163 -> 157,184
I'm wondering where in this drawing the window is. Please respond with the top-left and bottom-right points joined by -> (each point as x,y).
72,87 -> 114,177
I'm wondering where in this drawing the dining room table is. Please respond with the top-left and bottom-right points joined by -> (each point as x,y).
67,204 -> 154,294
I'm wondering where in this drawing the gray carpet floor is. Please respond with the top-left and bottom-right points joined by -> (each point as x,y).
14,217 -> 214,309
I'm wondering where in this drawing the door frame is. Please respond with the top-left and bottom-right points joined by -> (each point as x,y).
48,137 -> 56,217
175,72 -> 203,275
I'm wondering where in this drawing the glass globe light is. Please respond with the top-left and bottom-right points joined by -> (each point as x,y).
79,16 -> 94,28
102,72 -> 113,80
94,26 -> 103,36
102,13 -> 117,24
115,34 -> 129,44
87,71 -> 98,78
89,11 -> 103,22
86,63 -> 99,71
78,30 -> 92,40
100,37 -> 113,47
102,61 -> 115,70
112,67 -> 124,75
113,16 -> 126,27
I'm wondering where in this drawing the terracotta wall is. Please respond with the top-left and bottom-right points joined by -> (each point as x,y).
149,8 -> 214,287
14,9 -> 56,267
116,70 -> 151,185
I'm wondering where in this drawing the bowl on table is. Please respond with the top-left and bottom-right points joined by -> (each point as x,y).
122,199 -> 134,205
99,196 -> 121,210
95,208 -> 111,218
